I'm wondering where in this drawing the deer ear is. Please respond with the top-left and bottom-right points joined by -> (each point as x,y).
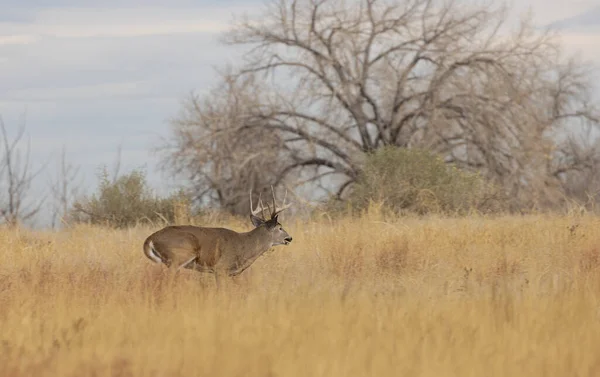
250,214 -> 264,227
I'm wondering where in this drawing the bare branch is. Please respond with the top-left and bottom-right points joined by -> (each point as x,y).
164,0 -> 600,211
0,116 -> 46,226
48,145 -> 82,228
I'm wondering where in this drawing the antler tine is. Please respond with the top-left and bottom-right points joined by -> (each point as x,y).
270,186 -> 293,218
249,189 -> 265,219
249,189 -> 256,214
258,195 -> 268,220
273,201 -> 293,217
270,185 -> 277,218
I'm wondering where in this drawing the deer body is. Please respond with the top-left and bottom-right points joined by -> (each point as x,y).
142,188 -> 293,285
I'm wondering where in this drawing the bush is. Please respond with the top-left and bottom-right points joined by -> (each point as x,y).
69,168 -> 191,228
344,147 -> 506,215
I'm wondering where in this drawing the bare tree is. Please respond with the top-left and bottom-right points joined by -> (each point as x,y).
0,117 -> 45,226
552,123 -> 600,209
161,72 -> 291,214
200,0 -> 598,208
48,146 -> 82,228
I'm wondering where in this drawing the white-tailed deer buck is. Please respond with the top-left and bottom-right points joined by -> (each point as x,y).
142,188 -> 293,286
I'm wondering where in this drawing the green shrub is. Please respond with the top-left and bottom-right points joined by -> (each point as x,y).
69,168 -> 190,228
345,147 -> 506,215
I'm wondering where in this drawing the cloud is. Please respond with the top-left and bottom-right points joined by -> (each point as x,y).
0,23 -> 236,99
0,6 -> 244,40
547,5 -> 600,30
544,6 -> 600,65
517,0 -> 599,25
0,34 -> 36,45
6,81 -> 156,101
558,31 -> 600,48
2,0 -> 243,7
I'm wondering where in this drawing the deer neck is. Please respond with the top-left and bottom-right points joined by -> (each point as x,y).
242,226 -> 273,257
227,226 -> 273,276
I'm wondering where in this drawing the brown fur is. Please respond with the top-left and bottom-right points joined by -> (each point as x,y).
142,219 -> 292,281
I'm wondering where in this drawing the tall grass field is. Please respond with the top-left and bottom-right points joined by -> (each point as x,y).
1,209 -> 600,376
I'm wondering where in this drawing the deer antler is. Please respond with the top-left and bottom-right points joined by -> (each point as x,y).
249,189 -> 267,220
270,185 -> 292,218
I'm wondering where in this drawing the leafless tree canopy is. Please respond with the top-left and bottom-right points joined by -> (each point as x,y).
166,0 -> 600,210
0,118 -> 45,226
162,74 -> 290,214
48,146 -> 81,228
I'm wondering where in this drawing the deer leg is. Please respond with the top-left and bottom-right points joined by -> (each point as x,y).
177,256 -> 197,271
163,260 -> 181,287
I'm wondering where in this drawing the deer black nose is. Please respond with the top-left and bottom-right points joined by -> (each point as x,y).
285,237 -> 293,242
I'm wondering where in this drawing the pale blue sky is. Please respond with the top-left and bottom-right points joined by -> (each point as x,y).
0,0 -> 598,227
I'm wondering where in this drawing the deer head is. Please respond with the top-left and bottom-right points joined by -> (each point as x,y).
249,186 -> 293,246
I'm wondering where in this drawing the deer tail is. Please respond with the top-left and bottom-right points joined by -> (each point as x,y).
143,238 -> 163,264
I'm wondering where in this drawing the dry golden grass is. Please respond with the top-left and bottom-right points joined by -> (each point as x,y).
1,208 -> 600,376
